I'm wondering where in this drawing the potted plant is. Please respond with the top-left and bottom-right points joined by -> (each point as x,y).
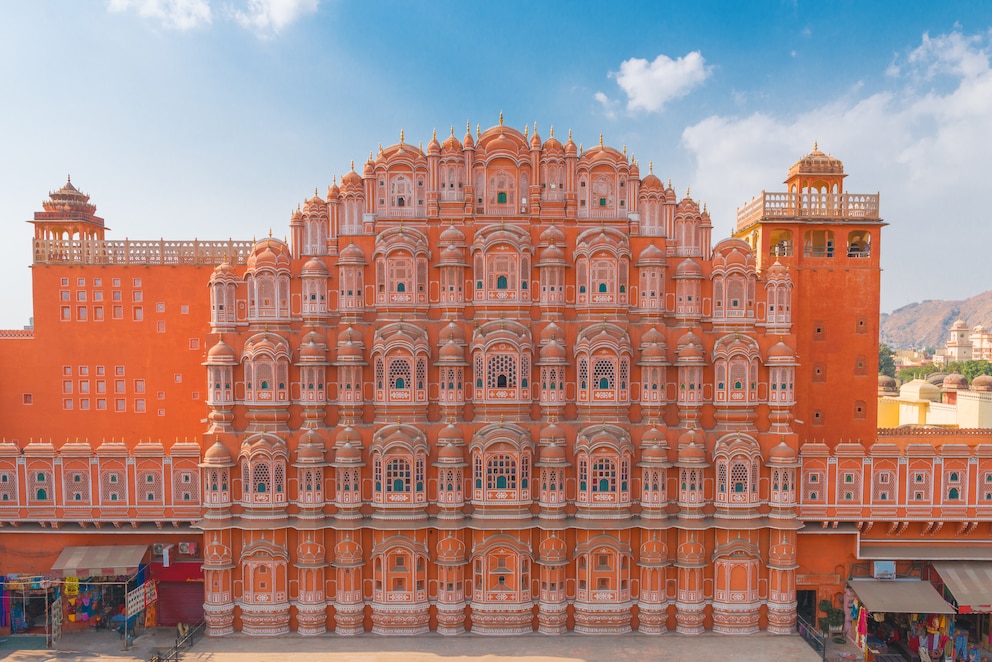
819,599 -> 846,637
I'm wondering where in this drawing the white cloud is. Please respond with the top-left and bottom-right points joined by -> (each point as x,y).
108,0 -> 318,36
594,91 -> 619,120
608,51 -> 711,113
680,28 -> 992,312
107,0 -> 212,30
228,0 -> 319,38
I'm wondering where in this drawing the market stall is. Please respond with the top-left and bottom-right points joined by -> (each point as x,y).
848,578 -> 956,661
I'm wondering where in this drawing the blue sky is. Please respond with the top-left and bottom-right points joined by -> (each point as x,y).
2,1 -> 991,328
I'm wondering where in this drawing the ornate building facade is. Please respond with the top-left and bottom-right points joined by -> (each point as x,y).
5,119 -> 992,639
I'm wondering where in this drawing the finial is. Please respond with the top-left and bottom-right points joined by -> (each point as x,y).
67,174 -> 71,184
315,187 -> 319,196
419,141 -> 423,152
550,125 -> 555,137
599,133 -> 603,148
378,143 -> 383,154
649,161 -> 654,174
668,178 -> 672,189
433,128 -> 437,140
686,186 -> 691,198
533,121 -> 537,134
350,159 -> 355,171
524,125 -> 528,139
814,140 -> 818,151
333,175 -> 337,185
568,128 -> 572,141
400,129 -> 405,144
579,143 -> 583,154
499,110 -> 504,126
450,126 -> 455,137
466,121 -> 471,134
268,228 -> 273,238
476,124 -> 480,138
499,414 -> 504,428
623,144 -> 627,157
368,150 -> 373,162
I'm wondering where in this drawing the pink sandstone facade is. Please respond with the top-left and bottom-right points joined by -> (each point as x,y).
3,119 -> 991,640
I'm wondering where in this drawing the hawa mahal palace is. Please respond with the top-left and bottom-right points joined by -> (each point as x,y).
2,117 -> 990,639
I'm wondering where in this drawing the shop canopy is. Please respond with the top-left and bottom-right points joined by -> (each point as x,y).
932,561 -> 992,614
848,579 -> 955,615
50,545 -> 148,578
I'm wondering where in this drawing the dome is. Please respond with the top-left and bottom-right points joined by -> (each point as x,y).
926,372 -> 948,386
437,442 -> 463,463
943,373 -> 969,390
296,431 -> 325,463
877,374 -> 898,395
788,143 -> 845,178
441,320 -> 465,344
203,439 -> 233,465
540,421 -> 566,444
540,321 -> 564,344
674,258 -> 703,278
440,244 -> 466,265
540,338 -> 567,361
900,379 -> 941,402
341,166 -> 362,188
339,242 -> 366,264
640,341 -> 666,361
641,172 -> 664,191
540,224 -> 565,246
641,425 -> 665,445
334,441 -> 361,464
299,338 -> 325,360
302,256 -> 328,276
765,260 -> 789,281
539,242 -> 565,263
972,374 -> 992,392
678,441 -> 706,463
767,341 -> 794,359
336,425 -> 361,446
440,223 -> 466,245
539,442 -> 567,462
637,243 -> 665,265
952,319 -> 969,331
427,129 -> 441,155
641,443 -> 668,462
530,130 -> 541,148
678,427 -> 702,448
439,338 -> 465,362
210,261 -> 239,283
437,422 -> 462,445
441,128 -> 462,153
543,133 -> 564,155
768,441 -> 797,462
326,181 -> 340,200
642,326 -> 664,344
565,131 -> 577,156
676,331 -> 704,360
207,339 -> 237,362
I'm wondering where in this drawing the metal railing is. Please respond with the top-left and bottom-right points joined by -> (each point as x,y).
796,613 -> 827,661
149,620 -> 205,662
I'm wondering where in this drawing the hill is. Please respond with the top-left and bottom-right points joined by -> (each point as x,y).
881,291 -> 992,350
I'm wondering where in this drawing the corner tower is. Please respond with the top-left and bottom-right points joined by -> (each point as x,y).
734,145 -> 884,446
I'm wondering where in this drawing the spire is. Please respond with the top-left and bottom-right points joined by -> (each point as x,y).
499,110 -> 504,126
599,133 -> 604,148
649,161 -> 654,174
400,129 -> 405,144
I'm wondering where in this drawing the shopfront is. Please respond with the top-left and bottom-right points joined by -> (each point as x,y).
0,574 -> 59,644
49,544 -> 152,644
150,560 -> 204,626
930,561 -> 992,661
847,578 -> 956,662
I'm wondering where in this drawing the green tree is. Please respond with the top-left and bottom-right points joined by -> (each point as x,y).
946,360 -> 992,382
897,364 -> 938,382
878,343 -> 896,377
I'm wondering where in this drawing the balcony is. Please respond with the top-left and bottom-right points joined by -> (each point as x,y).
736,192 -> 880,231
33,238 -> 253,266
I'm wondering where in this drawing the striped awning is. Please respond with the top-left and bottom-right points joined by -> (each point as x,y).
932,561 -> 992,614
51,545 -> 148,578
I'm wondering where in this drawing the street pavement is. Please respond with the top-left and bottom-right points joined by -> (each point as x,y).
0,627 -> 864,661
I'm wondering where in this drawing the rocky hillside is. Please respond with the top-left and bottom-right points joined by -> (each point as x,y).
881,291 -> 992,350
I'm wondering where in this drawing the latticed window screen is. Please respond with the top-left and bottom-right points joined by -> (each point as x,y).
982,472 -> 992,502
802,471 -> 824,501
0,472 -> 15,503
139,470 -> 162,502
590,259 -> 616,292
717,463 -> 728,493
65,470 -> 89,503
579,359 -> 589,388
910,470 -> 931,501
389,359 -> 411,389
102,470 -> 126,503
486,454 -> 517,490
521,455 -> 530,489
253,463 -> 271,494
730,462 -> 749,494
388,257 -> 413,292
591,458 -> 617,492
375,358 -> 384,388
416,359 -> 426,389
386,458 -> 411,492
872,470 -> 893,502
619,360 -> 629,389
487,355 -> 517,388
475,355 -> 484,387
841,471 -> 861,502
274,463 -> 285,493
592,360 -> 615,389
